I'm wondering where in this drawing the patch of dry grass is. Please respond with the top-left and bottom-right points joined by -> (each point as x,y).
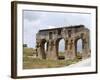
23,57 -> 80,69
23,48 -> 81,69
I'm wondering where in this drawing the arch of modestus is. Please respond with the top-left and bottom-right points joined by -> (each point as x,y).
36,25 -> 90,60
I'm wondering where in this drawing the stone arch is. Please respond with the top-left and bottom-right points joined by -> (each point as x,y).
36,25 -> 90,60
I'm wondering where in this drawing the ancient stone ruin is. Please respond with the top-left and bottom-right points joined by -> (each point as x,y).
36,25 -> 90,60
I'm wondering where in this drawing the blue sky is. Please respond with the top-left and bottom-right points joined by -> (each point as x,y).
23,10 -> 91,51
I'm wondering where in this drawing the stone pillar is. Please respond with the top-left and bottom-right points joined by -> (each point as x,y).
36,41 -> 46,59
41,42 -> 46,59
46,40 -> 52,59
82,37 -> 90,59
71,39 -> 76,59
36,41 -> 43,59
52,41 -> 58,60
80,30 -> 90,59
87,31 -> 90,57
65,39 -> 68,59
65,38 -> 76,60
46,40 -> 57,60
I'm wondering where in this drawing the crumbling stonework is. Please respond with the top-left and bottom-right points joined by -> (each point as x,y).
36,25 -> 90,60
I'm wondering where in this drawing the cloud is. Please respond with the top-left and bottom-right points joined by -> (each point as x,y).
23,10 -> 45,21
46,25 -> 56,29
23,10 -> 91,48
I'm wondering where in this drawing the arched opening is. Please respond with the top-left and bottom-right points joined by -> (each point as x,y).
58,39 -> 65,60
44,42 -> 48,54
75,38 -> 83,59
44,42 -> 47,51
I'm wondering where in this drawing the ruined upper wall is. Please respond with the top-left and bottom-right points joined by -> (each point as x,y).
36,25 -> 89,41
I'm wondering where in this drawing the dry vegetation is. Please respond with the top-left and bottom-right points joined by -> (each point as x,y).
23,47 -> 81,69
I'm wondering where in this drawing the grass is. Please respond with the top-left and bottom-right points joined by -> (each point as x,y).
23,47 -> 81,69
23,47 -> 36,56
23,57 -> 80,69
58,51 -> 65,56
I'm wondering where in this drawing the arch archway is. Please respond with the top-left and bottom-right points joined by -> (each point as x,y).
57,38 -> 65,60
75,38 -> 83,59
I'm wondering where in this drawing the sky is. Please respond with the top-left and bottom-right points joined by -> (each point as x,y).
23,10 -> 91,52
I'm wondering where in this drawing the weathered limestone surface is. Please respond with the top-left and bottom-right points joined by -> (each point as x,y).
36,25 -> 90,60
